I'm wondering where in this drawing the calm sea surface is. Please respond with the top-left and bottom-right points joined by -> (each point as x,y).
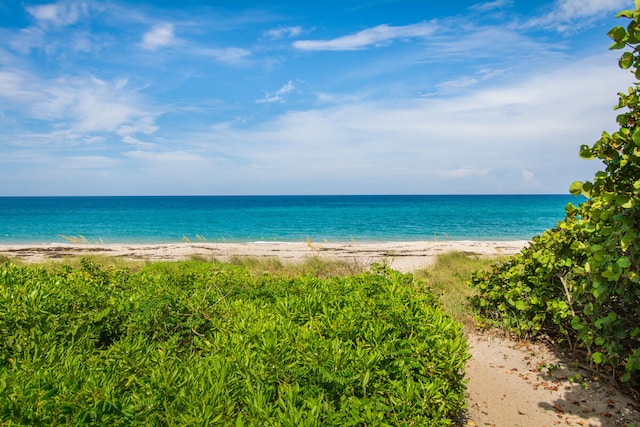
0,195 -> 582,244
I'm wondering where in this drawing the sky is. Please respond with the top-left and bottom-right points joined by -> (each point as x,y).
0,0 -> 636,196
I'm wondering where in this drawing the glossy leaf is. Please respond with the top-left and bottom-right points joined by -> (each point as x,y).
608,26 -> 627,42
592,352 -> 605,364
633,128 -> 640,146
620,51 -> 635,68
569,181 -> 583,196
617,256 -> 632,268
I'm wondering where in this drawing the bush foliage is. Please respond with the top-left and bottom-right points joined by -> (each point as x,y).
470,4 -> 640,390
0,259 -> 468,426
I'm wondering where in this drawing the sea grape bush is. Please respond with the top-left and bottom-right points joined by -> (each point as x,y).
470,3 -> 640,390
0,259 -> 468,426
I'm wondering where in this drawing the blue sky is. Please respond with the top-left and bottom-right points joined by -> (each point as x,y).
0,0 -> 634,196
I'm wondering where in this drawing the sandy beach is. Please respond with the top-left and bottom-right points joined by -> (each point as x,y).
0,240 -> 528,272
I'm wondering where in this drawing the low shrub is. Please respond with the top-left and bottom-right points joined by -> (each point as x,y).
0,259 -> 468,426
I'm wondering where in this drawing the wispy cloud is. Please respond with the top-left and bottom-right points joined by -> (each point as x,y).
470,0 -> 513,12
439,167 -> 490,179
26,1 -> 89,27
256,81 -> 295,104
525,0 -> 630,31
265,26 -> 302,40
0,69 -> 159,147
194,47 -> 251,64
139,22 -> 250,63
185,53 -> 628,193
435,68 -> 505,93
140,23 -> 175,50
293,21 -> 435,51
122,135 -> 157,149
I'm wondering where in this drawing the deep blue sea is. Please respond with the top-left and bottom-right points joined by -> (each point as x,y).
0,195 -> 582,244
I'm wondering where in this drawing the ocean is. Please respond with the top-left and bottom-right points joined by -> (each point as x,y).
0,195 -> 581,244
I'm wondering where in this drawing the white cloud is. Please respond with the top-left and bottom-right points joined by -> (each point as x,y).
439,168 -> 490,179
256,81 -> 295,104
122,135 -> 157,149
553,0 -> 630,18
436,77 -> 479,92
525,0 -> 630,31
196,47 -> 251,64
26,1 -> 89,27
293,21 -> 435,51
185,52 -> 629,194
435,68 -> 506,93
140,23 -> 175,50
124,149 -> 205,165
470,0 -> 513,12
0,69 -> 159,147
0,70 -> 41,102
266,26 -> 302,40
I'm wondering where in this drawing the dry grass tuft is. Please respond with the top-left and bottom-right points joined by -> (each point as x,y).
414,251 -> 501,324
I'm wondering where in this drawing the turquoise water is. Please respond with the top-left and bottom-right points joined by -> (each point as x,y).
0,195 -> 581,244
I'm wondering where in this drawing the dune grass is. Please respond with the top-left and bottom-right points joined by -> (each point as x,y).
414,252 -> 500,324
221,255 -> 369,278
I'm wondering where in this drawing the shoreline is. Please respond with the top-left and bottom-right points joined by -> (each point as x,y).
0,240 -> 529,272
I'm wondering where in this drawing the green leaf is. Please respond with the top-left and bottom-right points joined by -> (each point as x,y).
616,9 -> 635,18
608,26 -> 627,42
610,40 -> 628,50
621,198 -> 634,209
633,128 -> 640,146
579,144 -> 595,159
515,300 -> 528,311
617,256 -> 632,268
569,181 -> 583,196
620,51 -> 635,68
571,316 -> 584,331
591,352 -> 605,364
93,307 -> 111,322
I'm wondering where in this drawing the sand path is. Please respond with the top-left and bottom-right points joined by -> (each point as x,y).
465,333 -> 640,426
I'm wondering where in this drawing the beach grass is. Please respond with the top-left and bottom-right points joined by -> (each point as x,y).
192,254 -> 369,278
415,252 -> 499,324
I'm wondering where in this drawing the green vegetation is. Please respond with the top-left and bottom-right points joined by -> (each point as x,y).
416,252 -> 496,324
0,258 -> 468,426
222,256 -> 368,278
470,4 -> 640,392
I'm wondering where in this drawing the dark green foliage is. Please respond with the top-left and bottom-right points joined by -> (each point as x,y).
0,259 -> 468,426
470,4 -> 640,391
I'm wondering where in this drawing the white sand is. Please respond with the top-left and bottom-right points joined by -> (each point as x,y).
0,240 -> 528,272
